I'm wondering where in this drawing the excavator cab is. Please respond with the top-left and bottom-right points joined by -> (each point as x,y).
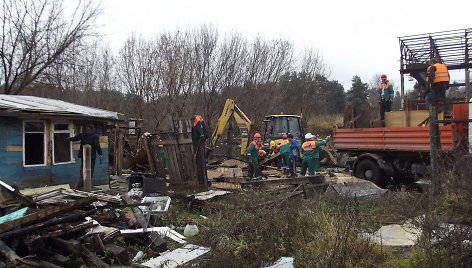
262,115 -> 304,150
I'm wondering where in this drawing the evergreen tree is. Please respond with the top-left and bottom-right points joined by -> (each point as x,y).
346,75 -> 369,105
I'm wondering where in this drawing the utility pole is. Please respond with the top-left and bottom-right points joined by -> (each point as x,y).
429,101 -> 441,192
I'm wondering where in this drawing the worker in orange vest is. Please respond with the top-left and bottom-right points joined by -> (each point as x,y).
427,58 -> 450,106
378,74 -> 394,120
246,133 -> 264,180
276,134 -> 290,175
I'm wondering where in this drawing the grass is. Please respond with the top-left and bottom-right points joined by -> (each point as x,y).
305,114 -> 343,137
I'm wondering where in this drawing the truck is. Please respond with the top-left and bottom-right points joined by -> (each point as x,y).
333,103 -> 469,187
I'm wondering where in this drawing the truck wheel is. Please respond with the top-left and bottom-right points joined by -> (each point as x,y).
354,159 -> 386,187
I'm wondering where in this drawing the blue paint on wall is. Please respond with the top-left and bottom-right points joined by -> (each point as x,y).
0,117 -> 109,188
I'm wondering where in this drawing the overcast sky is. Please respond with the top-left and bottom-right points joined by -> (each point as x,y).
95,0 -> 470,92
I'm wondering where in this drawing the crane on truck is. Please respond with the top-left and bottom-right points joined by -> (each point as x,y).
209,98 -> 251,155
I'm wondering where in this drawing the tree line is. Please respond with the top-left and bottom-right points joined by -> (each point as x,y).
1,0 -> 401,133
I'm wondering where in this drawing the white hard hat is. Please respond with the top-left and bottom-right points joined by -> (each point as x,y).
304,133 -> 314,140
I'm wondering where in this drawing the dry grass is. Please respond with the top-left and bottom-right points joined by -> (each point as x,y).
305,114 -> 343,137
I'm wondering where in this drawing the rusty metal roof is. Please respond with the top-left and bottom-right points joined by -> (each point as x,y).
0,94 -> 120,120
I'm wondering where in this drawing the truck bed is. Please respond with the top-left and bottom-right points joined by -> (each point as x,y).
333,125 -> 456,152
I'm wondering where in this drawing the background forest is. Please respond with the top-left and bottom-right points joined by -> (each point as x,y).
2,0 -> 463,134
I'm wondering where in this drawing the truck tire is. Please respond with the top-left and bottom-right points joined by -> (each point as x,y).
354,158 -> 386,187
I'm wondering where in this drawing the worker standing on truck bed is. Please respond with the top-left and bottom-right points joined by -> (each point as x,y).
300,133 -> 330,176
378,74 -> 394,121
246,133 -> 264,180
288,133 -> 299,178
427,58 -> 450,105
277,134 -> 290,175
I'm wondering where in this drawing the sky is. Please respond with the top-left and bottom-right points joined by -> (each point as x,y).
94,0 -> 470,92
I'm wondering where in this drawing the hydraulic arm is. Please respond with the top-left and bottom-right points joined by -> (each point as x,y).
210,99 -> 251,155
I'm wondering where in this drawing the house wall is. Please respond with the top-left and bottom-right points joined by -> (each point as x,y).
0,117 -> 109,188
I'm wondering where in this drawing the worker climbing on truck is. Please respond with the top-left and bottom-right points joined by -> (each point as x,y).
246,133 -> 264,180
427,58 -> 450,105
277,134 -> 290,175
300,133 -> 330,176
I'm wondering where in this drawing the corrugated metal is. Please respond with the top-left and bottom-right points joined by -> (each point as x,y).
334,125 -> 455,152
0,94 -> 118,120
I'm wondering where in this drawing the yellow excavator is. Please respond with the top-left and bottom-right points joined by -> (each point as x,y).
209,98 -> 252,155
262,114 -> 339,166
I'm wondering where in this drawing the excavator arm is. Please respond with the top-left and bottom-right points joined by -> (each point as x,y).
210,98 -> 251,155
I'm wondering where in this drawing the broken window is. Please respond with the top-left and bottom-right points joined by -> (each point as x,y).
24,121 -> 46,166
53,123 -> 72,164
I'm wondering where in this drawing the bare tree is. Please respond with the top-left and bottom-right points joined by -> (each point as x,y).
0,0 -> 101,95
300,48 -> 331,78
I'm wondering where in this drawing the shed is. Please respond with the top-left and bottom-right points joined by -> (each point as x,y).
0,94 -> 122,188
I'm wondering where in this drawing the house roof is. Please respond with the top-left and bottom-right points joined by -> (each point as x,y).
0,94 -> 120,120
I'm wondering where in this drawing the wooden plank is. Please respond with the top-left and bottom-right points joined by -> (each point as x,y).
5,146 -> 22,151
241,176 -> 324,188
0,196 -> 96,234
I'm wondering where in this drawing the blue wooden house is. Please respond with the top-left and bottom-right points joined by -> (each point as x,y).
0,95 -> 121,188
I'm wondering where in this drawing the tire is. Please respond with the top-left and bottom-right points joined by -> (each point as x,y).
354,158 -> 386,187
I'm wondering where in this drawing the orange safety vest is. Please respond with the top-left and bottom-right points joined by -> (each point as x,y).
250,140 -> 263,149
302,141 -> 317,150
433,63 -> 449,83
378,81 -> 392,89
193,115 -> 203,126
276,139 -> 289,150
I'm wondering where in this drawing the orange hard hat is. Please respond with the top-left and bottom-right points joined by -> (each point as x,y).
254,133 -> 262,139
381,74 -> 387,79
282,134 -> 287,139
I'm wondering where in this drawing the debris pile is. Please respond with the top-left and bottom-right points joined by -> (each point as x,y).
0,179 -> 210,267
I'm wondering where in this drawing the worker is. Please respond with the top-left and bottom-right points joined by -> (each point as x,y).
300,133 -> 330,176
246,133 -> 264,180
268,140 -> 282,170
276,134 -> 290,175
427,58 -> 450,106
69,124 -> 102,189
191,115 -> 210,186
378,74 -> 394,121
288,133 -> 299,178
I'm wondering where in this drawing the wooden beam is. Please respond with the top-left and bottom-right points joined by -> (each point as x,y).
241,175 -> 324,188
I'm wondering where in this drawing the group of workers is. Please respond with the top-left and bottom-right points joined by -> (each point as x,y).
246,132 -> 330,180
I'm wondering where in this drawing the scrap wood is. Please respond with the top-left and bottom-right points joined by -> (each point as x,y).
0,207 -> 28,225
46,220 -> 94,238
49,238 -> 110,268
0,209 -> 96,240
0,178 -> 36,207
20,184 -> 71,197
188,190 -> 232,201
0,196 -> 97,234
33,188 -> 121,204
259,152 -> 280,166
217,155 -> 269,179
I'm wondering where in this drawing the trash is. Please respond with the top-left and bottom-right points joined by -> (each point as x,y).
141,244 -> 210,268
127,186 -> 143,198
199,215 -> 208,219
132,251 -> 144,262
184,224 -> 199,236
139,196 -> 171,214
262,257 -> 294,268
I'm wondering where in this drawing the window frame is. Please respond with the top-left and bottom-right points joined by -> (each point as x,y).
52,122 -> 74,165
23,120 -> 47,167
